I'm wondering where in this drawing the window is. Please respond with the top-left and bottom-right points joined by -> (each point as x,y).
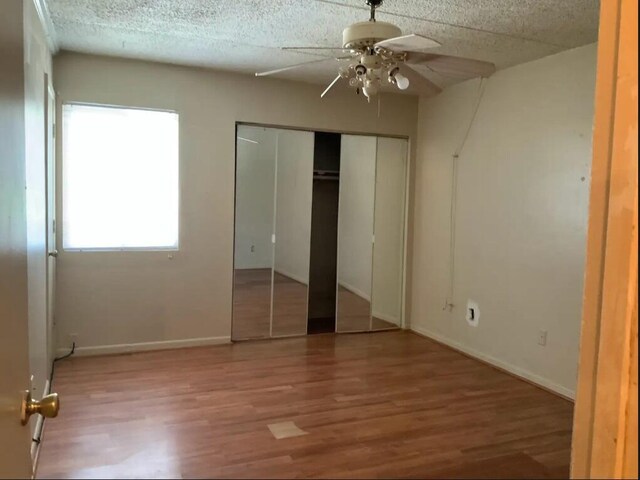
62,104 -> 179,250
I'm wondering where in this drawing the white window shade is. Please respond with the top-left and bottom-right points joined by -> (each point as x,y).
62,104 -> 179,250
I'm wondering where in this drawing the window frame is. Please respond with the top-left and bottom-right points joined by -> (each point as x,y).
60,102 -> 181,253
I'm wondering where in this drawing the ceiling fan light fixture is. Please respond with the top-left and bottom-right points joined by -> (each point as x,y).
355,64 -> 367,77
362,78 -> 379,98
389,67 -> 410,90
396,75 -> 410,90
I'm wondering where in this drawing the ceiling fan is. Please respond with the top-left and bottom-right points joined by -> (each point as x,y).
255,0 -> 496,100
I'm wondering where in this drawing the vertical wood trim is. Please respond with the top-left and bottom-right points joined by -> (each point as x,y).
623,295 -> 638,478
571,0 -> 622,475
591,0 -> 638,473
571,0 -> 638,477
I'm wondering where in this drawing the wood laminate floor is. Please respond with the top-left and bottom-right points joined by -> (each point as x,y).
232,269 -> 397,340
232,268 -> 273,339
37,331 -> 573,479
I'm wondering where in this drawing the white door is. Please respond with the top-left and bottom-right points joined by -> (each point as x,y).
0,155 -> 33,477
0,1 -> 34,477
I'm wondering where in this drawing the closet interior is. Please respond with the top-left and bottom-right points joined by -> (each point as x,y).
232,124 -> 408,341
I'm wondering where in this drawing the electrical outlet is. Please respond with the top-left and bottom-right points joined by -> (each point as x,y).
466,300 -> 480,327
538,330 -> 548,346
68,333 -> 78,346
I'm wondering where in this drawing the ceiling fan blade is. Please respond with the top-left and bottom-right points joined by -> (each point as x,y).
255,57 -> 336,77
375,34 -> 441,53
398,64 -> 442,96
321,75 -> 342,98
282,46 -> 352,51
407,53 -> 496,79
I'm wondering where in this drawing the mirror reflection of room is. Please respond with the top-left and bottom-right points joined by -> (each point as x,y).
232,124 -> 408,340
336,135 -> 376,332
371,137 -> 407,330
232,126 -> 277,340
272,130 -> 314,337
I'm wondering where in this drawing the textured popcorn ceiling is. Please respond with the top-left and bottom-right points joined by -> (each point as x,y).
46,0 -> 599,89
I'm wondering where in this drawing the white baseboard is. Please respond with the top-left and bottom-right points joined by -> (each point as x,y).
372,310 -> 400,325
410,325 -> 575,400
274,268 -> 308,286
56,336 -> 231,357
338,281 -> 371,302
339,284 -> 400,326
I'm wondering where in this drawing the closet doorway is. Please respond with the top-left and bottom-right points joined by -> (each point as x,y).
231,124 -> 408,341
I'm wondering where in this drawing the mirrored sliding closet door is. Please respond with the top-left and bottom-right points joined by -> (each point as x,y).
232,126 -> 277,340
232,125 -> 408,340
271,130 -> 314,337
232,126 -> 313,340
336,135 -> 377,332
336,135 -> 408,332
231,126 -> 277,339
371,137 -> 407,330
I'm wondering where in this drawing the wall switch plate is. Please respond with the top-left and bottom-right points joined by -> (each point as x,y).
538,330 -> 548,346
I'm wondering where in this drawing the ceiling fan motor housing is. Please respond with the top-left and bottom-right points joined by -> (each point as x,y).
342,21 -> 402,50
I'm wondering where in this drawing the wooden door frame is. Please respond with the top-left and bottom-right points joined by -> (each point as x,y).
571,0 -> 638,478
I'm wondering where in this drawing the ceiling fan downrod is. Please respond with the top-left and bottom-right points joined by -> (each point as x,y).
366,0 -> 383,22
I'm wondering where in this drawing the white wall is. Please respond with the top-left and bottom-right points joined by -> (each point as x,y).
372,137 -> 407,325
53,52 -> 418,354
410,44 -> 597,398
337,135 -> 377,299
24,0 -> 53,411
234,126 -> 276,270
274,129 -> 314,284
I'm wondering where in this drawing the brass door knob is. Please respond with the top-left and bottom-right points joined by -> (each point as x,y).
21,390 -> 60,425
